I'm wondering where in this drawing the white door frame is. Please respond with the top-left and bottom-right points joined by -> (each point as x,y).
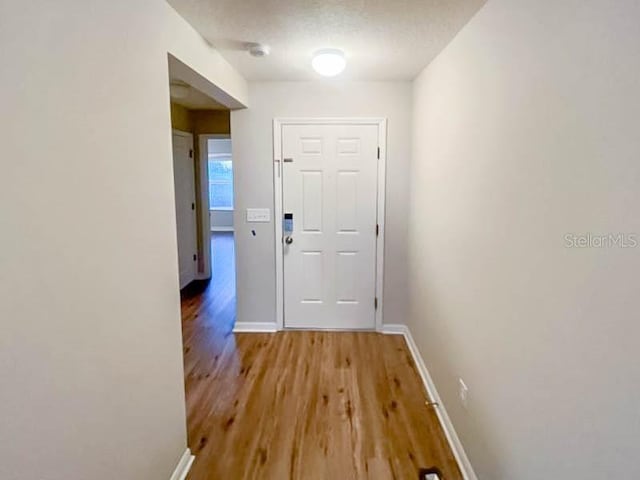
273,117 -> 387,332
198,133 -> 233,280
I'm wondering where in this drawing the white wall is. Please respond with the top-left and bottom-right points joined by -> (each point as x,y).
409,0 -> 640,478
0,2 -> 246,479
231,81 -> 411,326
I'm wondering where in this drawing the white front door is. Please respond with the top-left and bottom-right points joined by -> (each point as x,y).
172,131 -> 197,289
282,123 -> 380,329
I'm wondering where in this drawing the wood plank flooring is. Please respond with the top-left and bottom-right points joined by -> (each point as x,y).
180,234 -> 461,479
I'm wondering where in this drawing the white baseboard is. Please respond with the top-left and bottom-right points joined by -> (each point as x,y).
380,323 -> 406,335
381,324 -> 477,480
169,448 -> 194,480
233,322 -> 278,333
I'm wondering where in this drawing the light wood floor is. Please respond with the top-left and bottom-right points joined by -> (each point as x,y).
180,234 -> 461,479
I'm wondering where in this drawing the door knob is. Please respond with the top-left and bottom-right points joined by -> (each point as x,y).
285,236 -> 294,245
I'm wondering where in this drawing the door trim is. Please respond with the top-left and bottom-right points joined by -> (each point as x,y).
273,117 -> 387,332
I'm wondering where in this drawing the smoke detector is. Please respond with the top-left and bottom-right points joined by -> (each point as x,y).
248,43 -> 270,57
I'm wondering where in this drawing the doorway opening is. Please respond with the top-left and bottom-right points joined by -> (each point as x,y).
182,136 -> 237,334
168,72 -> 237,335
166,53 -> 244,474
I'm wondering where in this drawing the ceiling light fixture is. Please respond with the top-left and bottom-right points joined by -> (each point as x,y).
169,82 -> 190,99
312,49 -> 346,77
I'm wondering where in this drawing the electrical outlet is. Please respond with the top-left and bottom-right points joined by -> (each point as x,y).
458,378 -> 469,409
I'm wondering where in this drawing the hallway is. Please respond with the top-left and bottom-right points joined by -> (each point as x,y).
179,235 -> 461,479
181,232 -> 236,336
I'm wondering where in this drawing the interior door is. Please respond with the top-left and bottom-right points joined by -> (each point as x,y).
172,131 -> 197,289
282,123 -> 379,329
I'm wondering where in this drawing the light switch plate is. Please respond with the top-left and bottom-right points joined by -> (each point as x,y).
246,208 -> 271,223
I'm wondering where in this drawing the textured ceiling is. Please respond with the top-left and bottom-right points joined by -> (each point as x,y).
167,0 -> 486,81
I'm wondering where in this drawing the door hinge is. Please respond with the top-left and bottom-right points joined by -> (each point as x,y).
376,224 -> 379,236
377,147 -> 380,159
374,297 -> 378,310
189,149 -> 193,158
193,254 -> 197,261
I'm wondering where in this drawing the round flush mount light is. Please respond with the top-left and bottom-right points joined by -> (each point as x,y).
169,82 -> 190,99
312,49 -> 346,77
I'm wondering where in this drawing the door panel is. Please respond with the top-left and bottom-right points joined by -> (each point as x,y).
282,123 -> 379,329
172,132 -> 197,289
336,171 -> 358,231
336,251 -> 357,301
301,251 -> 323,301
301,171 -> 323,231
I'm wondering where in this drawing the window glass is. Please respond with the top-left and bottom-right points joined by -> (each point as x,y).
208,158 -> 233,208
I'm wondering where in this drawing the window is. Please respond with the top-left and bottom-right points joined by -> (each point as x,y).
207,139 -> 233,209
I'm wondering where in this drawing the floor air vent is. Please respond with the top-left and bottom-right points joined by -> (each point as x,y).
419,467 -> 442,480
